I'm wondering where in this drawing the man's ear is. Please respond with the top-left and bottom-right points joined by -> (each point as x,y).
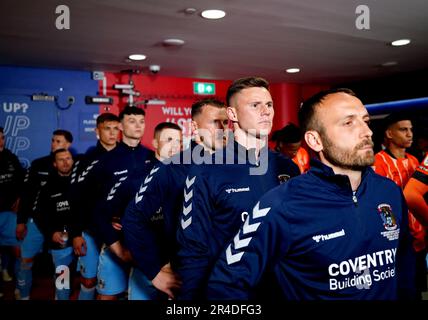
118,122 -> 124,132
385,129 -> 393,140
227,106 -> 238,123
304,130 -> 323,153
152,138 -> 159,150
191,120 -> 198,136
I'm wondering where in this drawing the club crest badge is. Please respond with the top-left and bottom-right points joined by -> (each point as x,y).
278,174 -> 290,184
377,204 -> 397,231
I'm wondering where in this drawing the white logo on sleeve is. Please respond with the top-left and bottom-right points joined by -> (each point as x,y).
181,176 -> 196,230
77,160 -> 99,183
225,186 -> 250,194
312,229 -> 346,243
135,167 -> 160,204
226,202 -> 271,265
106,176 -> 128,200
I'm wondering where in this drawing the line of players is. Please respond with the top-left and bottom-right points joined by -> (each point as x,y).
0,76 -> 427,300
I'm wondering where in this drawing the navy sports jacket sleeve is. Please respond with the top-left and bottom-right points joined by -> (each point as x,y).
17,164 -> 41,224
207,193 -> 287,300
68,157 -> 101,238
93,173 -> 130,247
396,192 -> 417,299
176,167 -> 216,300
122,165 -> 167,280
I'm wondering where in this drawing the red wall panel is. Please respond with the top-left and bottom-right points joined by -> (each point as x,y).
99,73 -> 328,150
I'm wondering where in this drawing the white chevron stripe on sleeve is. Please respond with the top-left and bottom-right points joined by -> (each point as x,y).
134,166 -> 159,204
185,176 -> 196,189
242,217 -> 261,235
181,217 -> 192,229
226,244 -> 244,265
183,189 -> 193,203
233,232 -> 251,250
183,203 -> 192,216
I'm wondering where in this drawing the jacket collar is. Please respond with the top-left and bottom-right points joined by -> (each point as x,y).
225,139 -> 269,165
309,159 -> 372,193
117,141 -> 141,151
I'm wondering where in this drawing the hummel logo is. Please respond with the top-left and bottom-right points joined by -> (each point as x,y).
312,229 -> 346,243
181,216 -> 192,229
184,189 -> 193,203
225,187 -> 250,194
135,167 -> 160,204
226,202 -> 271,265
181,176 -> 196,230
114,170 -> 128,175
107,176 -> 128,200
226,245 -> 244,265
185,176 -> 196,189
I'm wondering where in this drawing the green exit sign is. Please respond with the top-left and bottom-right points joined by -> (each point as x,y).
193,82 -> 216,95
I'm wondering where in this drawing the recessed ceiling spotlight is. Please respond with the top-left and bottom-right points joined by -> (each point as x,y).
285,68 -> 300,73
128,54 -> 146,61
201,9 -> 226,19
391,39 -> 411,46
381,61 -> 398,67
163,38 -> 185,46
184,8 -> 197,14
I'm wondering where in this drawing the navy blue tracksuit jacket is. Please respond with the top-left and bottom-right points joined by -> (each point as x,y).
122,142 -> 212,281
70,141 -> 155,239
207,160 -> 416,300
176,140 -> 300,299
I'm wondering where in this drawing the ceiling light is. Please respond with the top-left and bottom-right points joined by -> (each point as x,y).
391,39 -> 411,46
163,38 -> 185,46
381,61 -> 398,67
128,54 -> 147,61
201,9 -> 226,19
184,8 -> 197,15
285,68 -> 300,74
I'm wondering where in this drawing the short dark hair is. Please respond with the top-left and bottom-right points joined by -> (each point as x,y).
191,98 -> 226,119
298,88 -> 356,133
382,112 -> 412,132
52,148 -> 71,159
0,127 -> 3,134
154,122 -> 182,139
119,106 -> 146,121
53,129 -> 73,143
226,77 -> 269,106
271,123 -> 302,144
96,113 -> 120,126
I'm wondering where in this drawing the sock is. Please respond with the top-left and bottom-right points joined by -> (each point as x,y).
55,288 -> 71,300
78,284 -> 96,300
16,260 -> 33,300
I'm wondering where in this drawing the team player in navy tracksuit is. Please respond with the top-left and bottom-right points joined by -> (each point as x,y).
0,127 -> 24,297
176,77 -> 300,300
69,112 -> 120,300
36,149 -> 75,300
122,98 -> 228,299
93,122 -> 182,300
15,129 -> 73,300
72,106 -> 155,300
207,88 -> 416,300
